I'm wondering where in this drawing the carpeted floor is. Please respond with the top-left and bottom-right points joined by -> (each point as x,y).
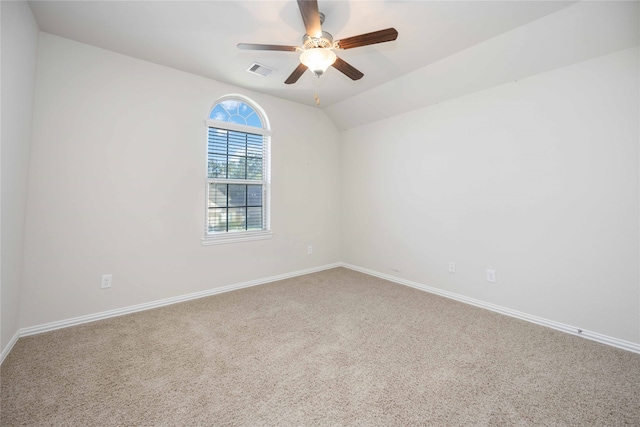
2,267 -> 639,426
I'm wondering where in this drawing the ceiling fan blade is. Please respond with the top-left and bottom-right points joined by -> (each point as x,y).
332,57 -> 364,81
285,63 -> 308,84
237,43 -> 298,52
336,28 -> 398,50
297,0 -> 322,38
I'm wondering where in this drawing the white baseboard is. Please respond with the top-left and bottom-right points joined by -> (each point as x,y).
340,263 -> 640,354
1,330 -> 21,364
16,262 -> 341,338
4,261 -> 638,364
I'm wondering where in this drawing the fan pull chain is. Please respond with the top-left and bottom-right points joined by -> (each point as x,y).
314,76 -> 321,106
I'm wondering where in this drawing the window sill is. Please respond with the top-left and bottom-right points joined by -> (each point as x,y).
201,231 -> 273,246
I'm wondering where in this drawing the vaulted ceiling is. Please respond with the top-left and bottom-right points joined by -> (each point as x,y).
28,1 -> 638,129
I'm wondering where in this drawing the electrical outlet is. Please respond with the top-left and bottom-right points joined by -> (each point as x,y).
486,269 -> 496,283
101,274 -> 112,289
448,262 -> 456,273
307,245 -> 313,255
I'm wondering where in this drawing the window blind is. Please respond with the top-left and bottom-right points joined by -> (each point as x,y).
207,127 -> 266,233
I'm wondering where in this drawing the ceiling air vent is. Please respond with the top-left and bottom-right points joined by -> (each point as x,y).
247,62 -> 275,77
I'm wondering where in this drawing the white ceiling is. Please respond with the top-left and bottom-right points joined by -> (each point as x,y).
29,0 -> 577,110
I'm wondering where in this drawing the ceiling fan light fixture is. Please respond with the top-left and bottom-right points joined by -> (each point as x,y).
300,48 -> 336,77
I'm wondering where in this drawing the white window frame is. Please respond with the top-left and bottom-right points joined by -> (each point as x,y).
202,95 -> 272,246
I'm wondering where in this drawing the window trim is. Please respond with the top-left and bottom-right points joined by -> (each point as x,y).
201,95 -> 272,246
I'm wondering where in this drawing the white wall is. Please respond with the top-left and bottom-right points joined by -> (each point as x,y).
20,33 -> 341,328
1,2 -> 40,353
341,47 -> 640,344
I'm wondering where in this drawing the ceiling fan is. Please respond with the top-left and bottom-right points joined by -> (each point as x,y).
237,0 -> 398,87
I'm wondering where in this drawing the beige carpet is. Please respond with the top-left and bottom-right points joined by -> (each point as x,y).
2,267 -> 639,426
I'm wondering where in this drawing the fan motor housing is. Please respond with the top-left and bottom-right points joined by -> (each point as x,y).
302,31 -> 334,50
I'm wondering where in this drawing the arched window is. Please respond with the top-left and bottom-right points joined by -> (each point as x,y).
203,95 -> 271,244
